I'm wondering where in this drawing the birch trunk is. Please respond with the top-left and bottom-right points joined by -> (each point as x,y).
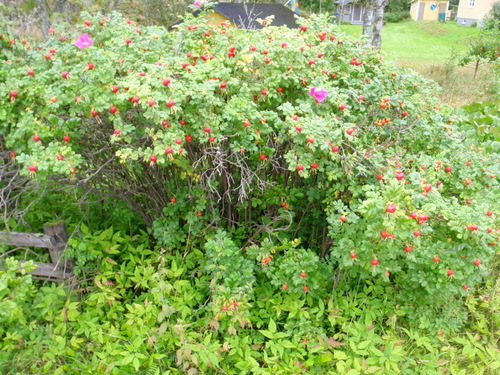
371,0 -> 388,50
362,1 -> 374,47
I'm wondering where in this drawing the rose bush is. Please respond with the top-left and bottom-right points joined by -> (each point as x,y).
0,6 -> 498,333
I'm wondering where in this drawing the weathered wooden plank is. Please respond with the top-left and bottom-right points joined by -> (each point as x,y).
0,231 -> 56,249
18,261 -> 68,279
43,222 -> 70,267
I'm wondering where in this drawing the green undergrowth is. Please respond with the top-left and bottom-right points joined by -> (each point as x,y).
1,227 -> 499,374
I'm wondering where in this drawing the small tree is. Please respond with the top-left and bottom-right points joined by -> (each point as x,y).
459,9 -> 499,80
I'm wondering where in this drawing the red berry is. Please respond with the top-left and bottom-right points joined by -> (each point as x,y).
311,163 -> 318,169
300,272 -> 306,278
260,154 -> 267,161
346,128 -> 354,135
414,230 -> 421,237
33,135 -> 41,142
303,286 -> 309,291
350,252 -> 357,258
28,165 -> 38,172
282,284 -> 288,290
167,100 -> 175,108
209,136 -> 215,142
424,184 -> 432,192
222,306 -> 228,311
163,78 -> 171,86
165,147 -> 173,154
125,38 -> 132,44
473,259 -> 481,266
170,198 -> 176,203
433,256 -> 440,262
296,165 -> 304,171
261,89 -> 267,96
204,126 -> 211,133
340,215 -> 347,222
148,99 -> 155,107
113,129 -> 121,135
486,210 -> 493,216
386,204 -> 396,213
377,174 -> 384,180
110,106 -> 117,113
149,155 -> 157,163
63,135 -> 70,142
404,246 -> 412,253
27,69 -> 35,76
371,259 -> 379,266
447,270 -> 454,276
445,166 -> 452,173
185,135 -> 193,142
396,172 -> 405,180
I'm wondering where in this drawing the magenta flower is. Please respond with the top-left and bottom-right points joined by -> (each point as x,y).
194,0 -> 207,7
74,34 -> 93,49
309,87 -> 328,103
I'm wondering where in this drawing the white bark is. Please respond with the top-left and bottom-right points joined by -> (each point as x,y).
362,1 -> 374,46
371,0 -> 389,50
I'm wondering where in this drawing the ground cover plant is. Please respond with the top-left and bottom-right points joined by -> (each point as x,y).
0,3 -> 499,374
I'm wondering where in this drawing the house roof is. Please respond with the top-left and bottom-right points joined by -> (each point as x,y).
212,2 -> 300,29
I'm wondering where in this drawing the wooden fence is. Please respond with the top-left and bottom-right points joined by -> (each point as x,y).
0,221 -> 73,280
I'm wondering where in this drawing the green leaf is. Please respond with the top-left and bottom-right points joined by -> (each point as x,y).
268,318 -> 276,334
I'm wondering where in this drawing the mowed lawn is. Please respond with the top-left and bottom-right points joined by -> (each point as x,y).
340,21 -> 481,65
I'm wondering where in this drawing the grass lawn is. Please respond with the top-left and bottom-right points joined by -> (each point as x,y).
340,21 -> 494,106
340,21 -> 481,64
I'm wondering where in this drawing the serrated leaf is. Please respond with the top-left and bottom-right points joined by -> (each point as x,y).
259,330 -> 274,339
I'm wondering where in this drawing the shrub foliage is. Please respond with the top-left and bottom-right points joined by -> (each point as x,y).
0,5 -> 499,374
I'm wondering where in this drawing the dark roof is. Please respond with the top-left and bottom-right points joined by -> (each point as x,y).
212,3 -> 300,29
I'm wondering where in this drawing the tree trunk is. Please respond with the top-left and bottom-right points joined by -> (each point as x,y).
473,59 -> 480,80
39,0 -> 51,40
362,1 -> 374,47
371,0 -> 388,50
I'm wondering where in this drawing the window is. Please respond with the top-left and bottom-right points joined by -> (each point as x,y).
345,5 -> 351,12
468,0 -> 475,7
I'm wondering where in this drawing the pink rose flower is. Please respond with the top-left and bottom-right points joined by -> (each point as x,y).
309,87 -> 328,103
75,34 -> 93,49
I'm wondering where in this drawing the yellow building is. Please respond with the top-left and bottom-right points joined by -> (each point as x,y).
410,0 -> 450,21
456,0 -> 498,26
